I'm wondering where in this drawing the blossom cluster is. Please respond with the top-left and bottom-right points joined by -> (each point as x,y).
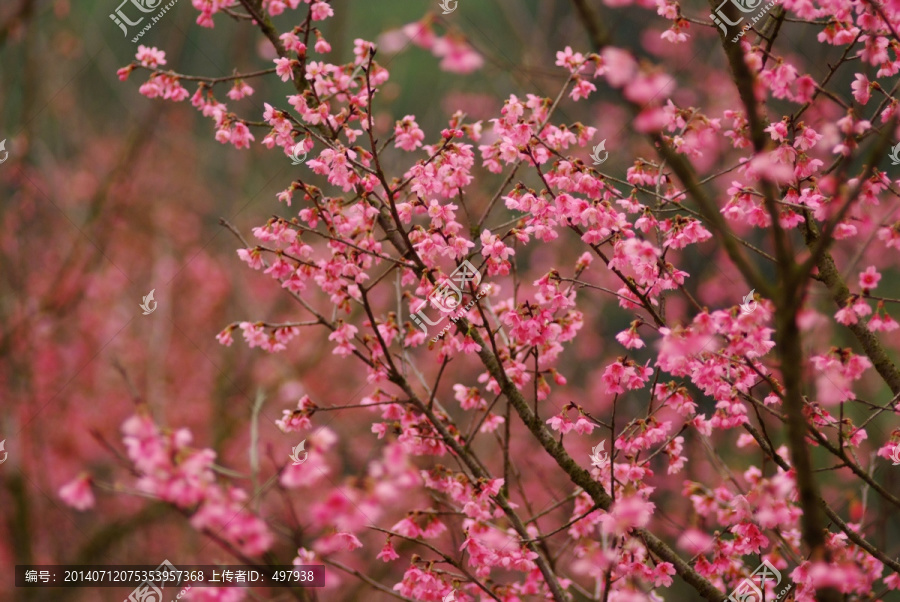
53,0 -> 900,600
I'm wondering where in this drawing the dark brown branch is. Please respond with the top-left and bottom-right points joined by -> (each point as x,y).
743,423 -> 900,575
801,219 -> 900,395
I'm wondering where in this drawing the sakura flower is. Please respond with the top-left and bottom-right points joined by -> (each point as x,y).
391,517 -> 422,538
555,46 -> 586,73
314,32 -> 331,53
431,36 -> 484,74
274,57 -> 296,81
598,495 -> 654,536
394,115 -> 425,151
276,395 -> 314,432
479,413 -> 505,433
232,122 -> 256,148
811,349 -> 872,404
227,80 -> 254,101
547,413 -> 575,435
328,322 -> 358,356
570,78 -> 597,101
852,73 -> 871,104
59,474 -> 95,511
377,539 -> 400,562
572,415 -> 595,435
480,230 -> 515,276
216,326 -> 235,347
868,303 -> 899,332
135,45 -> 166,68
310,1 -> 334,21
600,47 -> 638,88
858,266 -> 881,290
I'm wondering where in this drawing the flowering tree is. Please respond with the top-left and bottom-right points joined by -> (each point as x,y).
48,0 -> 900,599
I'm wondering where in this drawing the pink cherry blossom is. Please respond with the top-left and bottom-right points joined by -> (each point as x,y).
38,3 -> 900,601
858,265 -> 881,290
59,474 -> 95,511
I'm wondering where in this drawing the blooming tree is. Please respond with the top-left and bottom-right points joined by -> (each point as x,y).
50,0 -> 900,599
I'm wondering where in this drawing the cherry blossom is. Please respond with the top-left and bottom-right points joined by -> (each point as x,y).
31,1 -> 900,601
